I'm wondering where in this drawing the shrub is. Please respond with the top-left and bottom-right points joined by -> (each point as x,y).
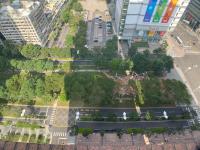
145,111 -> 154,121
79,128 -> 93,137
107,113 -> 117,122
127,128 -> 144,134
128,112 -> 140,121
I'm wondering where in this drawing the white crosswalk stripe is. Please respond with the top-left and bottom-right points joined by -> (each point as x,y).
50,108 -> 57,124
53,132 -> 67,137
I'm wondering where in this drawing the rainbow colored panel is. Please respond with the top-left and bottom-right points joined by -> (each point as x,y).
143,0 -> 158,22
153,0 -> 168,23
162,0 -> 178,23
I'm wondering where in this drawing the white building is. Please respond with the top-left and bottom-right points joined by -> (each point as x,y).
45,0 -> 65,13
115,0 -> 190,42
0,0 -> 50,46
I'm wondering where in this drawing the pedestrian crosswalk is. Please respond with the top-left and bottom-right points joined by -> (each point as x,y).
50,108 -> 57,125
53,132 -> 68,137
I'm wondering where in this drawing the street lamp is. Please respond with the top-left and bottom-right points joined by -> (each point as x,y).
123,112 -> 127,120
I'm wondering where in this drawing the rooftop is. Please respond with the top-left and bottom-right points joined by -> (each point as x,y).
0,0 -> 40,18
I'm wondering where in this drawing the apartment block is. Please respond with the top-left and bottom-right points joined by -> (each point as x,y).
115,0 -> 190,42
0,0 -> 50,46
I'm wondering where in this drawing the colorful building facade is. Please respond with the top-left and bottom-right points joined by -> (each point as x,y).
115,0 -> 190,42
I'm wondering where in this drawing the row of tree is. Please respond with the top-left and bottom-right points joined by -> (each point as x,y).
0,41 -> 71,60
10,59 -> 57,73
60,0 -> 83,24
0,40 -> 71,73
20,44 -> 71,59
0,73 -> 65,104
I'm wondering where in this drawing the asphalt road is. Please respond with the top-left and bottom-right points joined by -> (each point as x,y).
69,107 -> 188,118
77,120 -> 189,130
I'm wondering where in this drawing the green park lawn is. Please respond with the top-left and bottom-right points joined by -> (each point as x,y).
15,121 -> 42,130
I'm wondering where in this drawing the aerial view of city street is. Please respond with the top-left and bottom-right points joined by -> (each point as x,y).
0,0 -> 200,149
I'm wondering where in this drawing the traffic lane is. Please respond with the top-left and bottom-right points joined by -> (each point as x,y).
5,105 -> 48,116
77,120 -> 189,130
49,126 -> 68,133
72,107 -> 186,117
140,107 -> 185,116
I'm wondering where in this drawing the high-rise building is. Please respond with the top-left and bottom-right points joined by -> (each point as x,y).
0,0 -> 50,46
115,0 -> 190,42
182,0 -> 200,31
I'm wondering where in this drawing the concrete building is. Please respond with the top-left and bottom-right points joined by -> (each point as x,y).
0,0 -> 50,46
115,0 -> 190,43
45,0 -> 66,23
0,32 -> 5,45
45,0 -> 65,12
182,0 -> 200,31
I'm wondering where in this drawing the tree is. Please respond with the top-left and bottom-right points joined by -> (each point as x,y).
109,58 -> 134,74
162,55 -> 173,72
19,79 -> 35,101
80,128 -> 93,137
145,111 -> 154,121
87,85 -> 105,106
128,45 -> 137,58
100,130 -> 105,137
109,58 -> 122,74
45,74 -> 64,98
65,72 -> 115,107
152,60 -> 164,76
102,36 -> 118,59
133,53 -> 151,73
35,79 -> 45,97
73,2 -> 83,12
0,86 -> 7,99
153,48 -> 165,55
61,10 -> 70,23
65,34 -> 74,48
0,56 -> 9,71
1,40 -> 21,58
6,75 -> 21,100
70,82 -> 85,102
20,44 -> 42,59
106,0 -> 112,4
117,129 -> 123,139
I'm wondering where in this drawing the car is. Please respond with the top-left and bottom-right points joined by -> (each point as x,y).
107,21 -> 112,26
107,28 -> 113,34
106,26 -> 111,29
107,24 -> 112,28
93,38 -> 98,42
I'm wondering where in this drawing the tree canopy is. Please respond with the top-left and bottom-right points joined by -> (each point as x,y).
129,46 -> 174,76
65,72 -> 116,106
